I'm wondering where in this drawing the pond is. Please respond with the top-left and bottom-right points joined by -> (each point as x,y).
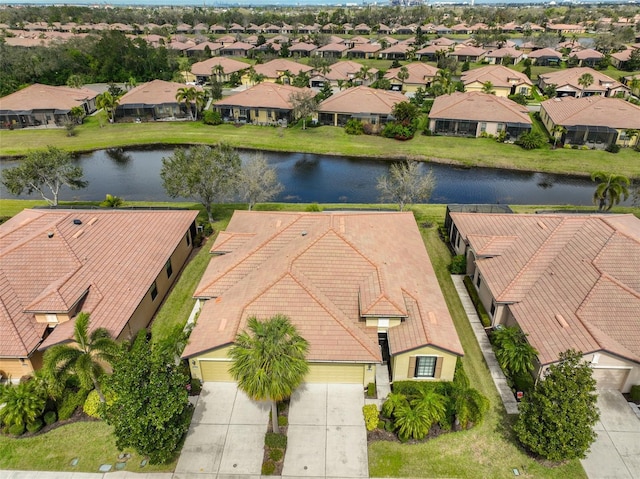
0,147 -> 607,206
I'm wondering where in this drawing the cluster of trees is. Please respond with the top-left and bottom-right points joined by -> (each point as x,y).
491,326 -> 538,394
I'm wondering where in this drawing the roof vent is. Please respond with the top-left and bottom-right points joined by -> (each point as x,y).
537,220 -> 547,230
301,231 -> 307,236
47,231 -> 54,238
555,314 -> 569,329
73,219 -> 82,225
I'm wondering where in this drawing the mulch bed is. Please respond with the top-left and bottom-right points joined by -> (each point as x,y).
262,399 -> 289,475
367,423 -> 461,444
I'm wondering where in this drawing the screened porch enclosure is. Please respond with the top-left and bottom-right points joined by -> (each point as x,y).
564,125 -> 618,147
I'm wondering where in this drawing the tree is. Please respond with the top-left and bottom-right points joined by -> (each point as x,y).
551,124 -> 567,148
514,350 -> 599,461
0,381 -> 45,429
623,128 -> 639,147
210,78 -> 223,101
578,72 -> 594,97
1,146 -> 87,206
543,83 -> 557,98
66,74 -> 83,89
492,326 -> 538,377
591,171 -> 630,211
42,312 -> 118,403
105,331 -> 191,464
392,101 -> 419,125
481,81 -> 495,94
176,86 -> 205,121
161,144 -> 241,223
229,315 -> 309,434
289,90 -> 317,130
377,161 -> 436,211
450,383 -> 489,429
397,66 -> 409,88
69,106 -> 86,125
100,193 -> 124,207
96,91 -> 119,123
237,154 -> 284,210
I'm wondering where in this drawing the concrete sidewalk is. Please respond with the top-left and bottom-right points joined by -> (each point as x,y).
451,275 -> 519,414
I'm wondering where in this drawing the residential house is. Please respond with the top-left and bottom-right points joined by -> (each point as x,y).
430,37 -> 456,48
114,80 -> 200,122
0,209 -> 197,380
353,23 -> 371,35
347,43 -> 381,59
0,84 -> 97,129
527,47 -> 562,66
185,41 -> 222,58
317,86 -> 406,127
379,42 -> 412,60
449,46 -> 487,63
191,57 -> 249,84
384,62 -> 439,93
415,44 -> 450,61
209,24 -> 226,34
228,23 -> 245,34
214,82 -> 309,125
219,41 -> 254,57
378,23 -> 393,35
461,65 -> 532,97
310,61 -> 378,88
429,92 -> 531,139
315,42 -> 349,59
289,42 -> 317,57
183,211 -> 463,385
540,96 -> 640,148
611,47 -> 638,69
538,67 -> 629,98
569,48 -> 604,68
546,23 -> 586,34
241,59 -> 314,86
448,212 -> 640,392
485,47 -> 524,65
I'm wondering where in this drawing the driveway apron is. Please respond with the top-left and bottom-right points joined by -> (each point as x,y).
283,383 -> 368,478
174,382 -> 269,478
581,389 -> 640,479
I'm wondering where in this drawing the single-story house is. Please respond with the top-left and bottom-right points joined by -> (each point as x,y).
538,67 -> 629,98
0,209 -> 198,380
114,80 -> 201,122
415,44 -> 450,61
315,42 -> 349,59
527,47 -> 562,66
546,23 -> 586,34
347,43 -> 381,59
214,82 -> 309,125
317,86 -> 407,127
449,46 -> 487,63
185,41 -> 223,58
0,84 -> 97,129
289,42 -> 317,57
569,48 -> 604,68
183,211 -> 463,385
448,212 -> 640,393
191,57 -> 249,84
611,47 -> 638,70
242,59 -> 314,86
429,91 -> 532,139
461,65 -> 533,97
379,42 -> 412,61
309,61 -> 378,88
219,41 -> 254,57
540,96 -> 640,148
384,62 -> 439,93
485,47 -> 524,65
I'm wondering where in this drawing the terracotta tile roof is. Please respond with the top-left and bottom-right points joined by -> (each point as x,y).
318,86 -> 406,115
317,42 -> 349,53
253,59 -> 313,78
486,47 -> 523,58
0,209 -> 197,357
527,48 -> 562,59
289,42 -> 317,53
324,61 -> 378,81
0,84 -> 97,112
461,65 -> 532,88
186,41 -> 223,53
380,43 -> 411,55
570,48 -> 604,60
183,211 -> 463,362
348,43 -> 381,54
430,92 -> 532,124
538,67 -> 626,93
541,96 -> 640,130
384,62 -> 439,84
451,212 -> 640,365
117,80 -> 201,106
191,57 -> 249,76
416,44 -> 449,55
214,83 -> 310,110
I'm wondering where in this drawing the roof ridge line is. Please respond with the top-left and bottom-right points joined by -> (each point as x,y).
402,288 -> 430,343
0,272 -> 31,354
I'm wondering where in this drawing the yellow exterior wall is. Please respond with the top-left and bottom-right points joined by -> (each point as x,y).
34,312 -> 72,325
465,82 -> 512,97
392,345 -> 457,382
190,345 -> 234,381
0,357 -> 35,380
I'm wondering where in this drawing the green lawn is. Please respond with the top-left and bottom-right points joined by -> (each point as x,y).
2,118 -> 639,178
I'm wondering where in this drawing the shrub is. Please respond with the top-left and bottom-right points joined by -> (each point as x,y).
202,110 -> 222,125
367,382 -> 376,398
362,122 -> 378,135
344,118 -> 364,135
202,223 -> 214,236
9,423 -> 25,436
512,370 -> 535,394
265,432 -> 287,449
189,378 -> 202,396
58,388 -> 89,421
448,255 -> 466,274
495,131 -> 507,143
463,276 -> 491,327
262,460 -> 276,475
392,381 -> 452,398
269,448 -> 284,461
43,410 -> 57,425
278,415 -> 288,427
363,404 -> 379,431
508,93 -> 528,105
83,390 -> 103,419
305,203 -> 321,212
515,131 -> 546,150
26,419 -> 43,433
381,122 -> 415,140
605,143 -> 621,153
630,385 -> 640,402
377,419 -> 386,430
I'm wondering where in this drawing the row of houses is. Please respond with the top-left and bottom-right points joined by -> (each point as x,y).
3,206 -> 638,394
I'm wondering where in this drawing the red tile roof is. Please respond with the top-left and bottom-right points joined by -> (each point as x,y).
0,84 -> 97,112
117,80 -> 201,106
318,86 -> 406,115
253,59 -> 313,78
191,57 -> 249,76
451,213 -> 640,365
430,92 -> 532,124
541,96 -> 640,130
0,209 -> 197,357
214,83 -> 310,110
461,65 -> 532,89
183,211 -> 463,362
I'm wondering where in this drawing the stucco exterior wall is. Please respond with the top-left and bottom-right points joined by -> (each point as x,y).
392,345 -> 457,382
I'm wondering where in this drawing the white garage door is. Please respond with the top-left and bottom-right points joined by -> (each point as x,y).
592,368 -> 629,390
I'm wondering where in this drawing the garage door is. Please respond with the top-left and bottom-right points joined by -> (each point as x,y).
306,363 -> 364,384
199,360 -> 233,382
592,368 -> 629,390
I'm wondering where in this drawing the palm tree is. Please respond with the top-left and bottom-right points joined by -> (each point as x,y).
0,381 -> 45,429
591,171 -> 630,211
193,89 -> 207,121
451,384 -> 489,429
125,76 -> 138,91
628,77 -> 640,96
100,193 -> 123,207
481,81 -> 495,94
578,72 -> 594,97
623,128 -> 639,148
491,326 -> 538,376
42,312 -> 118,403
411,389 -> 447,427
229,315 -> 309,434
96,91 -> 119,123
381,392 -> 409,418
393,403 -> 432,441
397,66 -> 409,89
551,124 -> 567,148
176,87 -> 198,120
213,64 -> 225,82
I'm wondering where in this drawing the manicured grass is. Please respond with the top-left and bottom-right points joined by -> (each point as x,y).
2,117 -> 639,178
0,421 -> 177,473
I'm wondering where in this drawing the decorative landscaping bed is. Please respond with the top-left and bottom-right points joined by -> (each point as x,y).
261,399 -> 289,475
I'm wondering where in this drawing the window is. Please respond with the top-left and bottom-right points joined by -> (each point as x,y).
150,281 -> 158,301
415,356 -> 437,378
490,301 -> 496,316
497,123 -> 505,132
480,122 -> 487,133
476,274 -> 482,288
165,259 -> 173,278
186,231 -> 191,246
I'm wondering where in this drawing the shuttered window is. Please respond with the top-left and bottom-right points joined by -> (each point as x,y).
408,356 -> 443,379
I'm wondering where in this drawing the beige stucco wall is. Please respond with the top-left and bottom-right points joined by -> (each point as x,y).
392,345 -> 457,382
190,344 -> 233,381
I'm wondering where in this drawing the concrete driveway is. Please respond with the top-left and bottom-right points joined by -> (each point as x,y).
174,382 -> 270,478
581,389 -> 640,479
283,383 -> 368,478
